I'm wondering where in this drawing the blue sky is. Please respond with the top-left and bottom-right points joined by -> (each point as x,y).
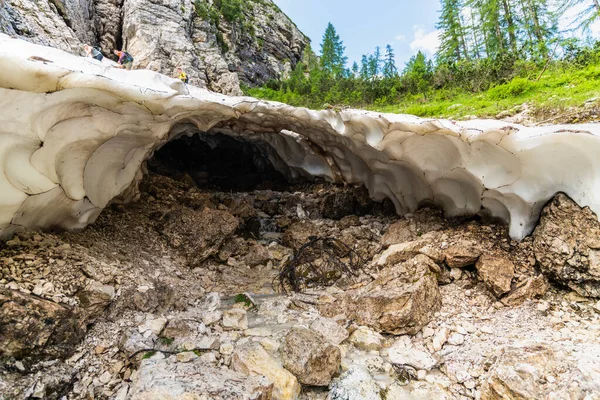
273,0 -> 443,69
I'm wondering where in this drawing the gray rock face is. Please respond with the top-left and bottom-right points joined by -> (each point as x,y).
533,194 -> 600,297
0,0 -> 308,94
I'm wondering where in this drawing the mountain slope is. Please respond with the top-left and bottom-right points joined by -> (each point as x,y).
0,0 -> 309,94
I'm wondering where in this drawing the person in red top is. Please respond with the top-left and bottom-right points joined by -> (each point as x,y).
113,50 -> 134,70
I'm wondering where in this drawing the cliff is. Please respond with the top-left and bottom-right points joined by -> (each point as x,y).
0,0 -> 309,94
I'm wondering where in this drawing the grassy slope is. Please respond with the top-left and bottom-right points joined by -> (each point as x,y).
248,64 -> 600,122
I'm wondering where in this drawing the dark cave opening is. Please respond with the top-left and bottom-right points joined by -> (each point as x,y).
148,132 -> 292,191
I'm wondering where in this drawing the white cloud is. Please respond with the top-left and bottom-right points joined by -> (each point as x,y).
394,34 -> 406,42
409,26 -> 441,55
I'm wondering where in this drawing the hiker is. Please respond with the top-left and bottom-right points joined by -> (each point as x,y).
177,68 -> 189,84
84,44 -> 103,61
113,50 -> 134,70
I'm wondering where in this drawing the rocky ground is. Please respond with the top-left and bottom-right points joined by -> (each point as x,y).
1,173 -> 600,399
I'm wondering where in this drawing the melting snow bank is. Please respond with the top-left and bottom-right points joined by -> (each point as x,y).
2,33 -> 600,240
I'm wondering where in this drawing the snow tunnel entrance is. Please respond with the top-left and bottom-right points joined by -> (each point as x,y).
148,131 -> 294,191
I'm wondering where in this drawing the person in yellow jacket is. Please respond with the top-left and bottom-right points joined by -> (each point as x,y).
176,68 -> 189,84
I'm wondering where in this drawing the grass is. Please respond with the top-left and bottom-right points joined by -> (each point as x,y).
371,65 -> 600,120
248,64 -> 600,121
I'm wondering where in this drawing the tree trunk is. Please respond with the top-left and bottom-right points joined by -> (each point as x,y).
501,0 -> 518,54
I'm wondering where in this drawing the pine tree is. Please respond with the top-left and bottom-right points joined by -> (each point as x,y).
320,23 -> 348,79
368,46 -> 382,78
383,44 -> 398,78
403,51 -> 433,96
557,0 -> 600,33
360,54 -> 370,80
351,62 -> 359,77
437,0 -> 469,64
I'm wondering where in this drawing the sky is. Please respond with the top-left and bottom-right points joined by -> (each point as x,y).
273,0 -> 444,69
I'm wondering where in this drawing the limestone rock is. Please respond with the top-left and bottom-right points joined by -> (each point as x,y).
232,342 -> 300,400
444,242 -> 482,268
281,328 -> 341,386
387,337 -> 437,371
322,255 -> 441,335
0,288 -> 85,360
223,308 -> 248,330
348,326 -> 383,351
327,367 -> 381,400
76,280 -> 115,318
501,275 -> 549,306
386,381 -> 449,400
480,344 -> 555,400
160,207 -> 239,266
533,194 -> 600,297
476,255 -> 515,297
282,221 -> 319,250
129,356 -> 273,399
310,317 -> 349,345
376,240 -> 444,266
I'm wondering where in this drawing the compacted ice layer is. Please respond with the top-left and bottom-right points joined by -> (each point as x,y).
1,33 -> 600,240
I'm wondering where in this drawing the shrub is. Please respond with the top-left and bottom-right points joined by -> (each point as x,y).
488,78 -> 534,100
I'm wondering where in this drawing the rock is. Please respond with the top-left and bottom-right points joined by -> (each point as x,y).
281,328 -> 341,386
176,351 -> 198,363
282,221 -> 319,250
243,244 -> 271,267
160,207 -> 239,266
321,192 -> 356,220
327,367 -> 381,400
444,242 -> 481,268
232,342 -> 300,400
533,194 -> 600,297
480,344 -> 555,400
501,275 -> 549,306
310,317 -> 349,345
321,255 -> 441,335
387,337 -> 437,370
386,381 -> 450,400
76,280 -> 115,318
381,219 -> 415,246
223,308 -> 248,330
161,318 -> 199,340
0,288 -> 85,360
432,327 -> 449,352
138,316 -> 167,336
129,356 -> 273,399
447,333 -> 465,346
376,240 -> 443,266
348,326 -> 383,351
476,255 -> 515,297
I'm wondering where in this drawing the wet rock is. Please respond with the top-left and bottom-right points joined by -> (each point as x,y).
0,289 -> 85,360
160,207 -> 239,266
76,280 -> 115,319
281,328 -> 341,386
501,275 -> 549,306
232,342 -> 300,400
223,308 -> 248,330
327,367 -> 381,400
444,241 -> 482,268
322,255 -> 441,335
348,326 -> 383,351
310,317 -> 349,345
533,194 -> 600,297
129,355 -> 273,399
476,255 -> 515,297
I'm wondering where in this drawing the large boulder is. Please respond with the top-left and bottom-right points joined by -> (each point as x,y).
0,289 -> 86,360
280,328 -> 341,386
320,255 -> 441,335
129,355 -> 273,399
533,194 -> 600,297
159,207 -> 239,266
